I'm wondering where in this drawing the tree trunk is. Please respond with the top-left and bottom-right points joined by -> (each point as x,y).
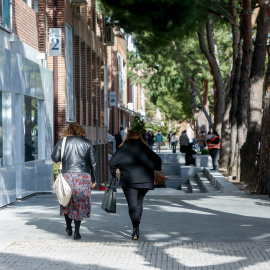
256,45 -> 270,194
220,75 -> 232,169
198,20 -> 225,135
228,37 -> 243,176
236,0 -> 253,181
240,5 -> 270,184
220,0 -> 240,170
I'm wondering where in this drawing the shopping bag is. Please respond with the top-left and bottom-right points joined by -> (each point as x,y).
53,137 -> 72,207
53,173 -> 72,207
101,177 -> 117,213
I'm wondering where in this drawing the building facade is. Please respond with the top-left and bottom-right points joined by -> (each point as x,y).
0,0 -> 146,206
45,0 -> 109,187
107,35 -> 146,138
0,0 -> 54,207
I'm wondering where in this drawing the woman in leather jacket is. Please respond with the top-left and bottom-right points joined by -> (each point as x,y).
109,130 -> 162,240
51,122 -> 97,240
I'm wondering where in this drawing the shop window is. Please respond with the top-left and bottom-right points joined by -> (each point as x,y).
0,91 -> 12,167
0,0 -> 10,28
117,54 -> 124,101
24,97 -> 38,162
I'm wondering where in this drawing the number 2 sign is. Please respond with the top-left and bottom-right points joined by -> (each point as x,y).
49,28 -> 62,57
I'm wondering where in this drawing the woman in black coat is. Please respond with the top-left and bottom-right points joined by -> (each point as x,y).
109,130 -> 162,240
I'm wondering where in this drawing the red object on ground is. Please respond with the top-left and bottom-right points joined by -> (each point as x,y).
99,185 -> 106,191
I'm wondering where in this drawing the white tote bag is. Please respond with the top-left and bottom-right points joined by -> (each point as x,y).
53,137 -> 72,207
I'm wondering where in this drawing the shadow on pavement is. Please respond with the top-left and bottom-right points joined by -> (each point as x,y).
1,192 -> 270,269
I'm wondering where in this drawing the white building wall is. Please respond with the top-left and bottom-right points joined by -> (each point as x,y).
0,31 -> 54,207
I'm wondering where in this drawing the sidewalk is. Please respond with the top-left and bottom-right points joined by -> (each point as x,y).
1,189 -> 270,269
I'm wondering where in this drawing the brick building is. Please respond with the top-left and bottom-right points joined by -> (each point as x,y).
44,0 -> 109,187
107,35 -> 146,139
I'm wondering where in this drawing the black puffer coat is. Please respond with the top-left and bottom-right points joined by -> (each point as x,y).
109,140 -> 162,184
51,136 -> 97,182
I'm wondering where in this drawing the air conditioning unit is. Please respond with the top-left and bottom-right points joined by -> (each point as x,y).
71,0 -> 87,6
104,26 -> 114,46
127,103 -> 134,110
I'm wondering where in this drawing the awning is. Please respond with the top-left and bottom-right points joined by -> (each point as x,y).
117,103 -> 142,117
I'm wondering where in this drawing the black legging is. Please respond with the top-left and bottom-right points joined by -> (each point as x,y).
65,214 -> 81,233
122,187 -> 148,227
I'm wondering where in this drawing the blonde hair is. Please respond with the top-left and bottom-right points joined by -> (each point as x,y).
59,122 -> 87,138
119,130 -> 149,148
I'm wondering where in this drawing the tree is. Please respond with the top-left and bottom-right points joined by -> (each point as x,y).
100,0 -> 270,187
256,0 -> 270,195
240,5 -> 270,184
131,116 -> 146,135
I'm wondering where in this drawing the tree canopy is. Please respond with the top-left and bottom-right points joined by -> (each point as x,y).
99,0 -> 207,40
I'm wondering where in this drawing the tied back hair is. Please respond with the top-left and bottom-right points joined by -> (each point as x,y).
119,130 -> 149,148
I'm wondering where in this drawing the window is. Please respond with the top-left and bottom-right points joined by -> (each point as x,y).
117,54 -> 124,101
0,0 -> 10,28
23,0 -> 38,12
0,91 -> 12,167
65,24 -> 75,122
24,97 -> 38,162
104,63 -> 108,126
0,91 -> 2,166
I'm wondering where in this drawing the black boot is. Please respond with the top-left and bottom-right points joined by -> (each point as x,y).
74,232 -> 81,240
64,214 -> 72,236
65,227 -> 72,236
74,220 -> 81,240
132,226 -> 139,240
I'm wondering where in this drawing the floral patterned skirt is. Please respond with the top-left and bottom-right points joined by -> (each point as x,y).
60,172 -> 92,221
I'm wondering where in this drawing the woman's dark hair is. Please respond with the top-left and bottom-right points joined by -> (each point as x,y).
119,130 -> 149,148
59,122 -> 87,138
212,130 -> 219,137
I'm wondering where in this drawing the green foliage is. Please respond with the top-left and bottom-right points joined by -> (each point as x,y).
100,0 -> 234,126
145,98 -> 156,119
53,163 -> 59,176
131,116 -> 146,135
145,121 -> 179,137
201,149 -> 209,155
98,0 -> 207,42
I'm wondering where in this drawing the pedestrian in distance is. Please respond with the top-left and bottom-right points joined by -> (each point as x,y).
207,130 -> 221,171
198,130 -> 206,151
51,122 -> 97,240
205,131 -> 214,146
167,131 -> 173,148
148,131 -> 154,150
170,132 -> 178,153
143,130 -> 149,145
185,142 -> 197,165
155,131 -> 163,153
193,138 -> 200,150
120,127 -> 127,141
179,130 -> 190,153
114,131 -> 122,150
109,130 -> 162,240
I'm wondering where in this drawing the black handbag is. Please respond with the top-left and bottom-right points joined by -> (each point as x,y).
101,177 -> 118,213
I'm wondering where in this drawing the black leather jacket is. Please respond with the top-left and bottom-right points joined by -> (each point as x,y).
51,136 -> 97,182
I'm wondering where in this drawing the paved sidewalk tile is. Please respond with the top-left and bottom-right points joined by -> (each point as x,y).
1,241 -> 270,270
1,191 -> 270,269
